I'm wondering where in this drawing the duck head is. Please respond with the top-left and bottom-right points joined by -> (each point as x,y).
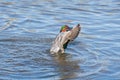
60,25 -> 70,32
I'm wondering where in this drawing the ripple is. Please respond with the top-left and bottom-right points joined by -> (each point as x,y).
0,0 -> 120,80
0,18 -> 16,32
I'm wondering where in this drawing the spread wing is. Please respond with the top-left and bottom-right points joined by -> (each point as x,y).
68,24 -> 81,41
61,24 -> 81,48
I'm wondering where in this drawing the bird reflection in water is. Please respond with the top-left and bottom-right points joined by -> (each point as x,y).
52,53 -> 81,80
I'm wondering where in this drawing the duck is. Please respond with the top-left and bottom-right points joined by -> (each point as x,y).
50,24 -> 81,54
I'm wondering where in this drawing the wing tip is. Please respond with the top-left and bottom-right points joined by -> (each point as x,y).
76,24 -> 81,31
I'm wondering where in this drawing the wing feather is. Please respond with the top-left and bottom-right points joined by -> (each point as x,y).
68,24 -> 81,41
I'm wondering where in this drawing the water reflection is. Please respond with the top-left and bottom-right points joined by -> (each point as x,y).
52,53 -> 80,80
0,0 -> 120,79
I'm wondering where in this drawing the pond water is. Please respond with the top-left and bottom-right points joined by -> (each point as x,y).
0,0 -> 120,80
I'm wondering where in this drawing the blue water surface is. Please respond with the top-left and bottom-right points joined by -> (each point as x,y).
0,0 -> 120,80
